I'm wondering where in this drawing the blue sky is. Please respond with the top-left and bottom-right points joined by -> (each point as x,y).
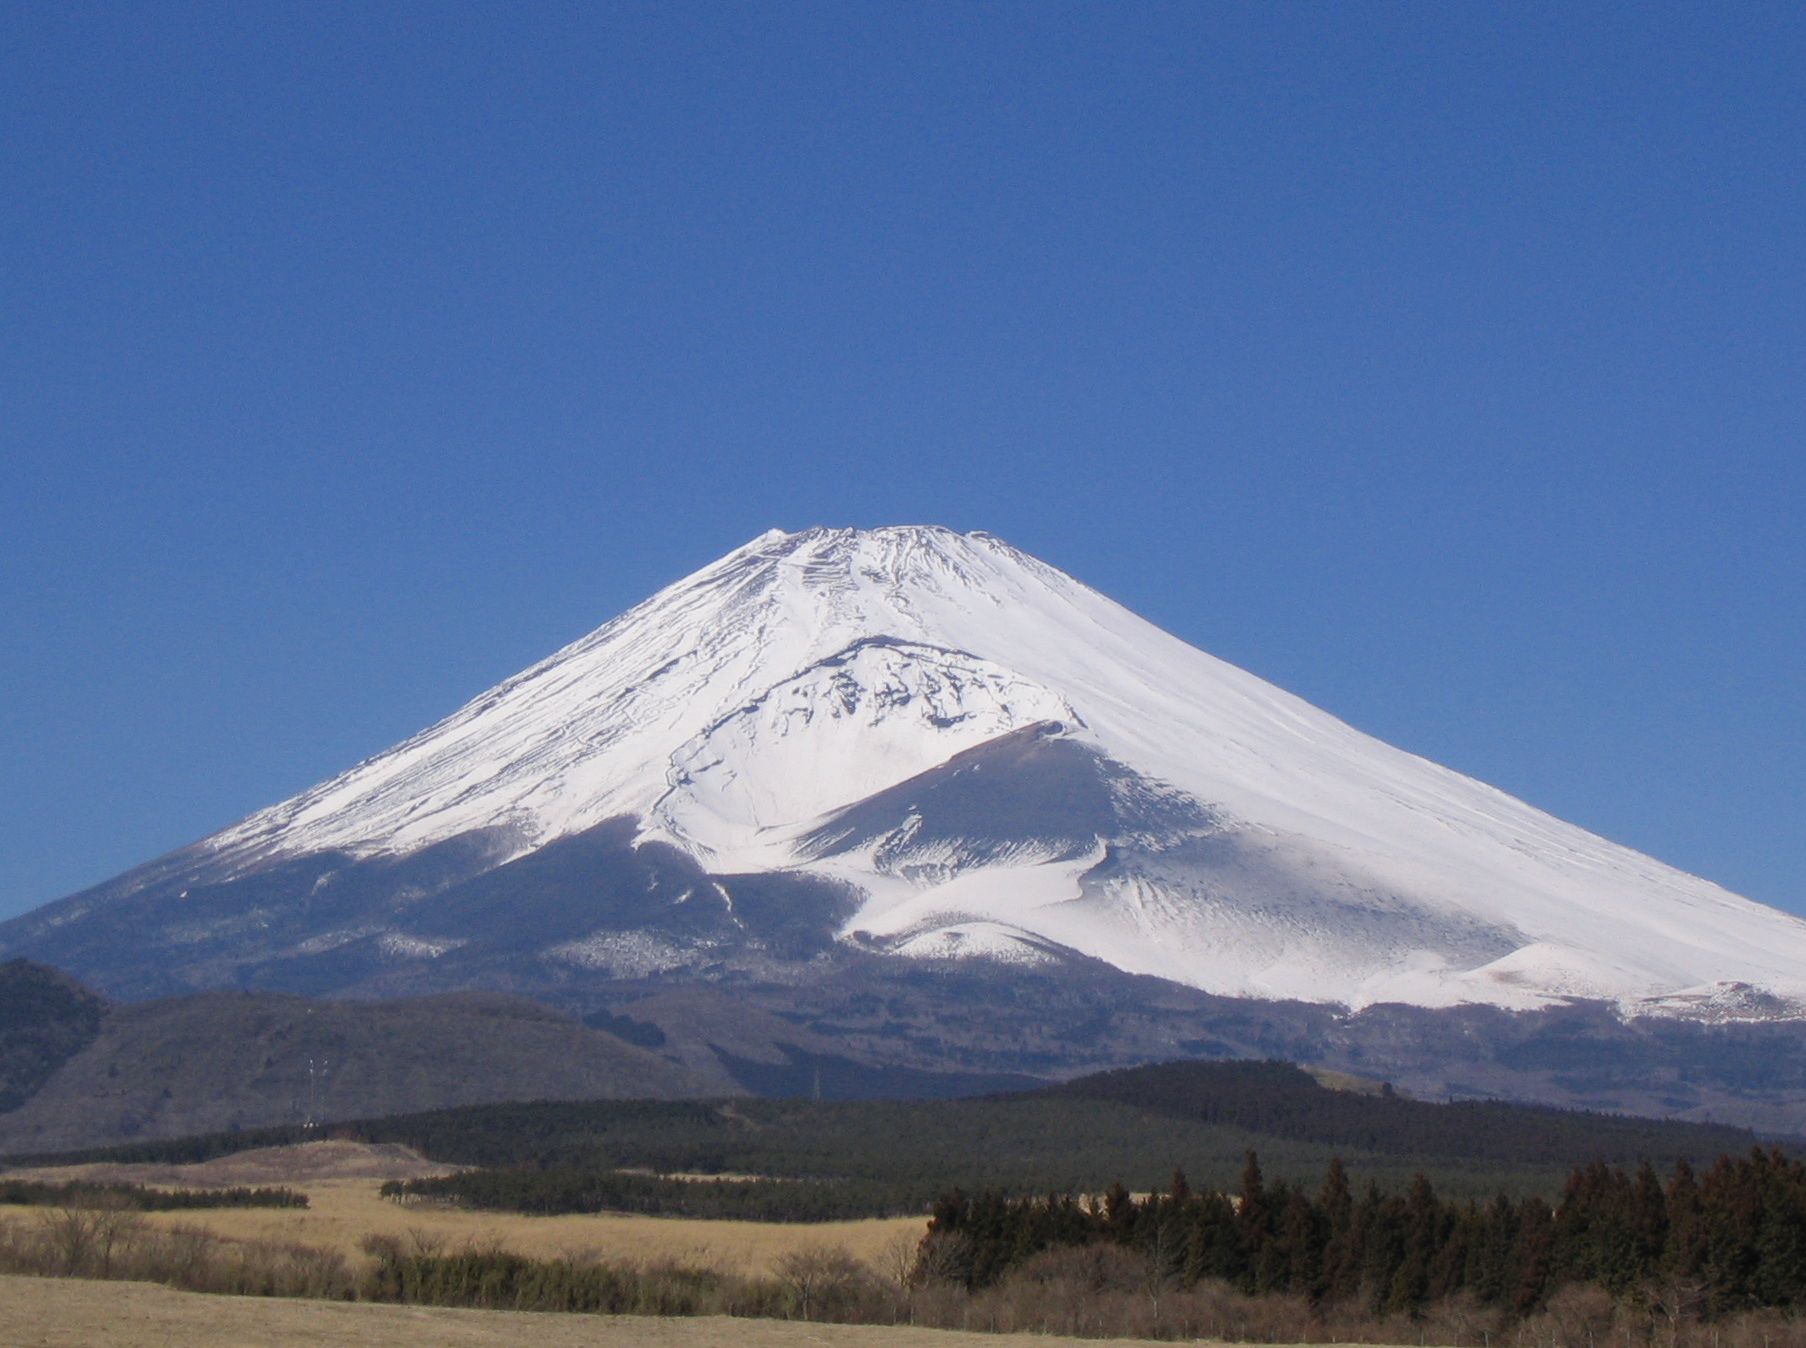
3,2 -> 1801,922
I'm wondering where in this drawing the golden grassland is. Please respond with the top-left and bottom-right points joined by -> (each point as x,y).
0,1274 -> 1241,1348
1,1141 -> 925,1276
0,1144 -> 1435,1346
0,1180 -> 925,1277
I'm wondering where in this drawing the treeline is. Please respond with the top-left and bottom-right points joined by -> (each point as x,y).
1047,1061 -> 1760,1167
927,1148 -> 1806,1317
383,1168 -> 922,1221
0,1179 -> 307,1211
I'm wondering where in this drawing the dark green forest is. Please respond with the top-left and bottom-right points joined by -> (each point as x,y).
1049,1061 -> 1759,1166
0,1179 -> 306,1210
928,1147 -> 1806,1318
382,1168 -> 908,1221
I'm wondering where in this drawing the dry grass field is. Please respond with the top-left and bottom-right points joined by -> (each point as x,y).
135,1178 -> 922,1273
1,1140 -> 925,1276
0,1274 -> 1204,1348
0,1144 -> 1439,1346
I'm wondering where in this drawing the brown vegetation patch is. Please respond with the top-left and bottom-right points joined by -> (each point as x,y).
3,1176 -> 926,1277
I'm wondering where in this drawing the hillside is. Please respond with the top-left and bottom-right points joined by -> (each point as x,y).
0,987 -> 718,1155
0,961 -> 105,1113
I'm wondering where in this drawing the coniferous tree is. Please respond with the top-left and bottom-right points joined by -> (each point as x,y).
1382,1174 -> 1439,1315
1700,1151 -> 1763,1311
1753,1149 -> 1806,1308
1318,1157 -> 1357,1303
1512,1196 -> 1555,1312
1628,1160 -> 1669,1288
1236,1148 -> 1272,1291
1666,1159 -> 1706,1281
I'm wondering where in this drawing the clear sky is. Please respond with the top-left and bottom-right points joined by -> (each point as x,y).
3,2 -> 1801,923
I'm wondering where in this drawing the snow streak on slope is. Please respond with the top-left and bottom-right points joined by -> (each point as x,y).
199,526 -> 1806,1015
652,638 -> 1075,869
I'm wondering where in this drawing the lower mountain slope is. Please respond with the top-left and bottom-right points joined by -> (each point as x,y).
7,953 -> 1806,1149
0,961 -> 106,1114
0,979 -> 720,1156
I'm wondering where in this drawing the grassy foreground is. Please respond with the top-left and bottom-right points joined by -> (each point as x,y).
0,1275 -> 1221,1348
11,1143 -> 1806,1347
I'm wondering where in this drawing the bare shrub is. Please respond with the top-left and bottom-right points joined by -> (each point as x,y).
974,1245 -> 1160,1337
1644,1276 -> 1711,1344
912,1228 -> 975,1287
204,1238 -> 352,1299
1521,1284 -> 1621,1348
152,1224 -> 222,1290
1011,1242 -> 1152,1294
89,1199 -> 144,1279
1713,1308 -> 1806,1348
0,1215 -> 51,1276
875,1229 -> 920,1290
1426,1290 -> 1511,1347
404,1227 -> 445,1257
34,1205 -> 143,1277
631,1256 -> 722,1316
771,1244 -> 873,1320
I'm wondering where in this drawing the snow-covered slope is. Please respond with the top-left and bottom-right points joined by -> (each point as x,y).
77,527 -> 1806,1014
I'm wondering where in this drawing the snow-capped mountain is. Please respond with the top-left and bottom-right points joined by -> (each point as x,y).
9,525 -> 1801,1024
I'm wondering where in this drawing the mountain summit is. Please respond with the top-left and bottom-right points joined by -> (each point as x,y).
6,525 -> 1803,1021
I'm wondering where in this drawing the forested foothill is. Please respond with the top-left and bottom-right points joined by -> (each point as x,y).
15,1061 -> 1774,1217
1047,1061 -> 1762,1166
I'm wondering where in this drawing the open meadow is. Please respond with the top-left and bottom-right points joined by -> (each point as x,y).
0,1274 -> 1251,1348
1,1142 -> 923,1276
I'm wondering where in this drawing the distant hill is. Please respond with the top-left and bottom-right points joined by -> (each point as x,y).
0,961 -> 105,1113
1036,1058 -> 1765,1166
0,979 -> 722,1155
0,962 -> 1048,1156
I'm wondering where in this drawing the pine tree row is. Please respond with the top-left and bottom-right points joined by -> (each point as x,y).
924,1147 -> 1806,1318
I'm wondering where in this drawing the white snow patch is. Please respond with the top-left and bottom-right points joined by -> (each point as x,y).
377,932 -> 465,959
891,922 -> 1061,967
544,931 -> 699,978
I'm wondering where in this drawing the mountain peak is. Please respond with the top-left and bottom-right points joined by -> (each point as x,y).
739,524 -> 1015,572
9,529 -> 1806,1021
